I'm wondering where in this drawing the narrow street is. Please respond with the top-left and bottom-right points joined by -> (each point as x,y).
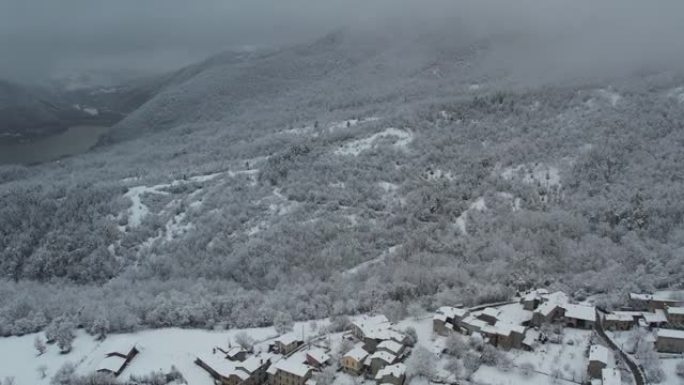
594,313 -> 646,385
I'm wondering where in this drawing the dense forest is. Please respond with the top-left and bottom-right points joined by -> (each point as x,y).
1,29 -> 683,338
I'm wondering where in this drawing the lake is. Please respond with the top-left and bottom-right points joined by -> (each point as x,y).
0,125 -> 110,165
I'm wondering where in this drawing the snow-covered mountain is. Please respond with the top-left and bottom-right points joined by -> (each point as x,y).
1,26 -> 683,342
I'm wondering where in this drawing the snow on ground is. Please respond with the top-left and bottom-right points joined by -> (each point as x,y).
504,328 -> 593,384
327,117 -> 380,133
123,185 -> 169,227
342,245 -> 401,276
596,88 -> 622,107
496,192 -> 521,211
0,319 -> 336,385
455,197 -> 487,234
667,86 -> 684,104
424,169 -> 455,181
501,163 -> 561,188
334,128 -> 413,156
660,356 -> 684,385
267,188 -> 300,216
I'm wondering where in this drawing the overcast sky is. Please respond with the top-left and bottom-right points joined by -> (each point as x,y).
2,0 -> 684,84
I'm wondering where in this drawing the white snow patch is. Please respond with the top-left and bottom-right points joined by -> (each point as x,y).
667,86 -> 684,103
596,88 -> 621,106
327,117 -> 380,133
468,84 -> 481,91
502,163 -> 561,188
425,169 -> 455,181
334,128 -> 413,156
123,185 -> 169,227
455,197 -> 487,235
343,245 -> 400,276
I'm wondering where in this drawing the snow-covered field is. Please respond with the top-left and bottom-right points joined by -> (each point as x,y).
0,320 -> 329,385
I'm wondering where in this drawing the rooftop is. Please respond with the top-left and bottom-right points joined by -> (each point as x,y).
305,348 -> 331,364
272,354 -> 313,378
604,312 -> 637,322
643,309 -> 668,324
370,350 -> 396,364
343,346 -> 369,362
461,315 -> 488,330
377,340 -> 403,355
657,328 -> 684,340
667,306 -> 684,315
563,304 -> 596,322
589,345 -> 611,364
437,306 -> 469,319
601,368 -> 621,385
375,363 -> 406,380
98,355 -> 127,373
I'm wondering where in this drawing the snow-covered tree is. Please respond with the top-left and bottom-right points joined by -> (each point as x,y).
273,312 -> 294,334
406,345 -> 435,380
34,335 -> 47,355
676,361 -> 684,378
403,326 -> 418,347
444,334 -> 467,358
37,365 -> 48,379
234,332 -> 255,351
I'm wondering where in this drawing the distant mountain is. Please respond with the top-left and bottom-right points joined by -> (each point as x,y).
0,80 -> 73,141
105,25 -> 485,142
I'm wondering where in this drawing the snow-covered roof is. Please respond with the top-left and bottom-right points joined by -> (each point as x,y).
353,315 -> 390,333
536,301 -> 562,317
272,356 -> 313,378
496,303 -> 533,325
604,312 -> 637,322
522,330 -> 540,347
493,321 -> 525,336
657,328 -> 684,340
481,307 -> 500,318
197,353 -> 249,379
461,316 -> 488,330
226,347 -> 247,357
343,346 -> 369,362
667,306 -> 684,315
377,340 -> 403,355
654,290 -> 684,302
630,293 -> 652,301
365,328 -> 405,342
563,304 -> 596,321
601,368 -> 621,385
305,348 -> 331,364
370,351 -> 396,364
631,291 -> 684,303
589,345 -> 611,364
437,306 -> 468,319
643,309 -> 668,324
433,313 -> 448,322
237,355 -> 270,373
543,291 -> 569,304
375,363 -> 406,380
276,334 -> 303,346
98,355 -> 127,373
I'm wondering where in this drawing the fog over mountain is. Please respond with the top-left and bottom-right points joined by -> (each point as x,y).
0,2 -> 684,384
2,0 -> 684,83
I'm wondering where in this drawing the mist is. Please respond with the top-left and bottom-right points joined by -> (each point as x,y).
1,0 -> 684,84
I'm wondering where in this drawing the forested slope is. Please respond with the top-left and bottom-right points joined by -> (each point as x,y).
1,28 -> 683,337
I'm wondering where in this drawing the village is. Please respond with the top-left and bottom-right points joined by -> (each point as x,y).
81,288 -> 683,385
4,289 -> 683,385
